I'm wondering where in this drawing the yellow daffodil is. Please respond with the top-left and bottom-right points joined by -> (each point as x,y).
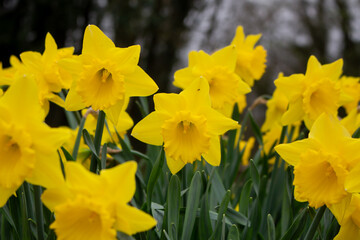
0,76 -> 69,207
274,56 -> 348,129
42,161 -> 156,238
275,114 -> 360,208
132,78 -> 239,174
230,26 -> 267,86
64,25 -> 158,124
338,76 -> 360,114
173,45 -> 251,116
328,194 -> 360,240
11,33 -> 74,114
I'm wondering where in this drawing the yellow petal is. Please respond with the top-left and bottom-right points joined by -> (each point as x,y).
20,51 -> 42,72
346,164 -> 360,193
48,93 -> 65,108
112,45 -> 140,74
173,68 -> 195,89
125,66 -> 158,97
274,74 -> 304,101
274,138 -> 318,166
114,204 -> 156,235
202,136 -> 221,166
305,55 -> 322,76
101,161 -> 137,203
309,114 -> 350,152
281,98 -> 304,126
154,93 -> 184,118
0,185 -> 16,207
0,76 -> 44,122
323,58 -> 343,82
64,161 -> 103,192
43,32 -> 57,62
65,80 -> 87,111
104,99 -> 125,126
212,45 -> 237,71
180,78 -> 211,112
41,187 -> 72,211
334,221 -> 360,240
131,111 -> 163,146
204,108 -> 239,135
166,155 -> 187,175
82,25 -> 115,56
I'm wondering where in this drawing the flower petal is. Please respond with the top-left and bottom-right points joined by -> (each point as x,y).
131,112 -> 163,146
82,25 -> 115,56
274,138 -> 318,166
101,161 -> 137,203
125,66 -> 158,97
0,185 -> 16,207
202,136 -> 221,166
166,155 -> 186,175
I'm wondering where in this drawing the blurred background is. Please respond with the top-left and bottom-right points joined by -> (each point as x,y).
1,0 -> 360,127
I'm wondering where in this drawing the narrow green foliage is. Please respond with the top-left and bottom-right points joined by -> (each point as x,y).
71,116 -> 86,160
34,186 -> 45,240
147,148 -> 165,212
249,160 -> 260,196
280,208 -> 308,240
227,225 -> 240,240
238,179 -> 253,215
248,110 -> 263,147
267,214 -> 276,240
181,172 -> 202,240
211,190 -> 231,240
221,207 -> 249,227
82,129 -> 100,160
90,110 -> 106,173
167,175 -> 181,240
60,146 -> 74,161
304,205 -> 326,240
101,143 -> 107,170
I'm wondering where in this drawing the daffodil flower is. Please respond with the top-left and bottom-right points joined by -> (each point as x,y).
275,114 -> 360,208
174,45 -> 251,116
64,25 -> 158,124
42,161 -> 156,239
0,76 -> 69,207
132,78 -> 239,174
231,26 -> 267,87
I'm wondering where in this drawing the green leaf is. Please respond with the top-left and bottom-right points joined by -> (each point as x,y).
352,127 -> 360,138
239,179 -> 253,215
222,207 -> 250,227
101,143 -> 107,170
248,110 -> 263,146
199,195 -> 213,240
280,208 -> 308,240
71,116 -> 86,160
227,225 -> 240,240
304,205 -> 326,240
167,175 -> 181,240
211,190 -> 231,240
0,205 -> 19,238
60,146 -> 74,161
181,172 -> 202,240
147,148 -> 165,212
82,129 -> 99,160
249,159 -> 260,196
267,214 -> 276,240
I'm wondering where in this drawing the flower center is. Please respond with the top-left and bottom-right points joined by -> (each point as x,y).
204,66 -> 242,110
302,78 -> 339,121
162,111 -> 210,164
293,150 -> 348,208
51,196 -> 116,240
0,121 -> 35,188
77,62 -> 125,110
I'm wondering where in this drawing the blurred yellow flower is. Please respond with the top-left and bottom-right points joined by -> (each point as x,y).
0,76 -> 68,207
230,26 -> 267,87
275,114 -> 360,208
42,161 -> 156,238
173,45 -> 251,116
329,194 -> 360,240
64,25 -> 158,124
240,137 -> 255,165
275,56 -> 347,129
338,76 -> 360,114
341,108 -> 360,135
132,79 -> 239,174
9,33 -> 74,115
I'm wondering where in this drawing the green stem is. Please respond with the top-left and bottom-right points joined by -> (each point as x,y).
304,205 -> 326,240
72,117 -> 86,160
34,186 -> 45,240
90,110 -> 106,173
